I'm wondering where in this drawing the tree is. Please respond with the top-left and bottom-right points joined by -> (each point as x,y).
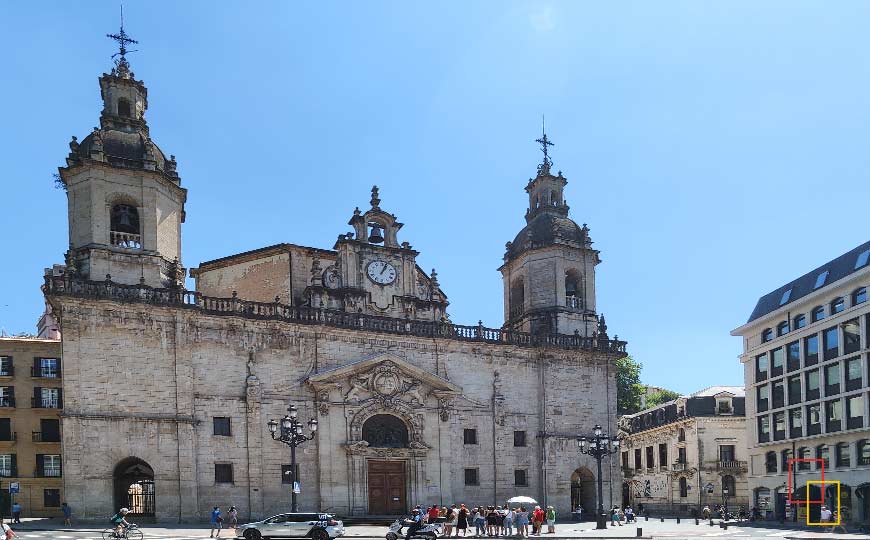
645,388 -> 681,408
615,355 -> 644,414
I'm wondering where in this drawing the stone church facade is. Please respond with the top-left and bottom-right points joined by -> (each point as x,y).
42,43 -> 627,521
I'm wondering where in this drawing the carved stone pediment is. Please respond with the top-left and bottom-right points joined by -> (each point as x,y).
306,353 -> 461,411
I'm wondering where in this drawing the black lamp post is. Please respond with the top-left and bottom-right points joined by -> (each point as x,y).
268,403 -> 318,512
722,487 -> 729,520
578,424 -> 620,530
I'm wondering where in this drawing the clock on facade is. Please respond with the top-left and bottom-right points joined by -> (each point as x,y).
366,260 -> 397,285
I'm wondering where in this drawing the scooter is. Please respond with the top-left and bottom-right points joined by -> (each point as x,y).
386,518 -> 442,540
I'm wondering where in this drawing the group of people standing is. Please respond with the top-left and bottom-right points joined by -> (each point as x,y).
413,504 -> 556,538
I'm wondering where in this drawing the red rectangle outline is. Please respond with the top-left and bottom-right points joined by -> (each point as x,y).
786,458 -> 825,504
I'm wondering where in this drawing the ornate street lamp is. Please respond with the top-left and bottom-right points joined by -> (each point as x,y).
722,486 -> 729,520
268,403 -> 318,512
578,424 -> 620,530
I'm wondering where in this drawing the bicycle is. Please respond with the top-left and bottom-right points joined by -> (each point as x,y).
101,523 -> 144,540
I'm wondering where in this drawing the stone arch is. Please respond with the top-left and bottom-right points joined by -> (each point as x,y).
118,97 -> 132,117
362,414 -> 410,448
570,467 -> 596,514
350,402 -> 423,444
113,457 -> 155,517
510,277 -> 525,316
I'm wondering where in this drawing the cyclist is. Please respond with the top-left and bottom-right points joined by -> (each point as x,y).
110,508 -> 130,538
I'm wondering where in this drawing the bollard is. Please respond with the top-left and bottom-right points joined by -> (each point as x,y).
695,518 -> 699,525
723,522 -> 728,530
719,521 -> 725,529
676,517 -> 680,524
636,527 -> 642,537
660,517 -> 664,522
645,516 -> 649,521
709,519 -> 714,527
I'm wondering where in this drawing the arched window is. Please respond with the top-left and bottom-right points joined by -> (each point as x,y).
510,278 -> 525,319
550,190 -> 559,206
679,477 -> 688,498
816,445 -> 829,469
858,439 -> 870,466
811,306 -> 825,322
777,321 -> 790,336
565,269 -> 581,309
722,475 -> 736,496
793,314 -> 806,330
797,447 -> 811,470
117,98 -> 132,118
853,287 -> 867,306
836,442 -> 851,468
831,297 -> 845,314
765,451 -> 777,473
362,414 -> 409,448
762,329 -> 773,343
110,204 -> 141,248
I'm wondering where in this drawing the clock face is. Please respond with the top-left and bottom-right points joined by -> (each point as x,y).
366,260 -> 397,285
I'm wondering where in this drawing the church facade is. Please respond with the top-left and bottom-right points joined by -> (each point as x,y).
43,38 -> 627,521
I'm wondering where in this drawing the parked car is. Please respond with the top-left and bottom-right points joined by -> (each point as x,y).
237,512 -> 345,540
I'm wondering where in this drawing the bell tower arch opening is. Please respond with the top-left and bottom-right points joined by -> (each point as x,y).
113,457 -> 155,517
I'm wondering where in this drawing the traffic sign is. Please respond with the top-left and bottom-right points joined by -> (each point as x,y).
9,482 -> 19,494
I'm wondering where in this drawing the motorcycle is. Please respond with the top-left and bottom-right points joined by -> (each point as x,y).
386,518 -> 442,540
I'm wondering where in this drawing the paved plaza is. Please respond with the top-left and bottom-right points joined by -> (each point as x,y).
5,519 -> 870,540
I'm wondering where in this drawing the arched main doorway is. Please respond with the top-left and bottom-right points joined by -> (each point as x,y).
114,457 -> 155,517
363,415 -> 409,515
570,467 -> 596,517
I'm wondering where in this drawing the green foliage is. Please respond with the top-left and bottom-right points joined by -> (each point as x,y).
645,389 -> 681,408
615,355 -> 644,414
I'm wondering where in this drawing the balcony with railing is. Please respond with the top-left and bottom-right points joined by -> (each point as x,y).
110,231 -> 142,249
43,275 -> 629,355
36,468 -> 61,478
31,366 -> 60,379
717,460 -> 747,471
0,397 -> 16,408
0,433 -> 16,443
622,467 -> 635,477
565,296 -> 582,309
0,367 -> 13,377
31,398 -> 61,409
32,432 -> 60,443
0,468 -> 17,478
672,462 -> 688,472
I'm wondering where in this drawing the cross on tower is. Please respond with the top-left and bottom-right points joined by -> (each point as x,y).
106,6 -> 138,68
535,117 -> 554,174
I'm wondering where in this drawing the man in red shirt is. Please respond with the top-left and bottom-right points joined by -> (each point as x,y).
532,506 -> 545,535
428,505 -> 440,522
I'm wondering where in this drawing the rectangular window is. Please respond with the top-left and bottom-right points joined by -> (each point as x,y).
719,445 -> 736,462
646,446 -> 654,469
825,363 -> 841,395
757,385 -> 769,412
634,449 -> 642,469
773,412 -> 786,440
0,387 -> 13,408
464,468 -> 479,486
717,399 -> 733,414
826,400 -> 842,432
824,327 -> 839,360
788,375 -> 801,405
621,452 -> 629,469
789,408 -> 803,438
35,388 -> 60,409
213,417 -> 232,436
758,416 -> 770,443
215,463 -> 234,484
658,443 -> 667,468
805,336 -> 819,366
463,429 -> 477,445
514,469 -> 528,486
847,394 -> 864,429
772,380 -> 785,408
677,446 -> 687,464
807,404 -> 822,435
846,357 -> 862,391
844,320 -> 861,355
771,348 -> 784,375
513,431 -> 527,447
39,418 -> 60,442
756,354 -> 769,381
281,464 -> 298,484
34,358 -> 60,379
0,357 -> 11,377
40,454 -> 61,477
43,488 -> 61,508
0,419 -> 11,442
0,455 -> 13,477
806,370 -> 820,401
787,341 -> 801,372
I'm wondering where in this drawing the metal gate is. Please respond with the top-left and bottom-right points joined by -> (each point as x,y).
127,479 -> 155,516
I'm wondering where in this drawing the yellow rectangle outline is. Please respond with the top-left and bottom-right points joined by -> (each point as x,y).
806,480 -> 840,526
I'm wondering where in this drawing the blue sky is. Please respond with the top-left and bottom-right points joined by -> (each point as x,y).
1,2 -> 869,394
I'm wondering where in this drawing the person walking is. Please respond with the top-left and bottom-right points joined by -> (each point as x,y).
61,502 -> 72,526
10,503 -> 20,525
609,507 -> 622,527
227,506 -> 238,531
545,506 -> 555,534
456,504 -> 469,537
210,506 -> 223,538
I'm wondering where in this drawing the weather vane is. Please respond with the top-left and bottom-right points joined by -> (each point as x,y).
106,5 -> 138,73
535,116 -> 554,175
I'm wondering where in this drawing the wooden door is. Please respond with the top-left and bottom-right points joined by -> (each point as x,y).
368,461 -> 406,515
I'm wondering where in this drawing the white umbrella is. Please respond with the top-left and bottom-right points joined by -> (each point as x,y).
506,496 -> 537,505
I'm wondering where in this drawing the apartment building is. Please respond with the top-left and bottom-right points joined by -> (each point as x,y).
732,241 -> 870,523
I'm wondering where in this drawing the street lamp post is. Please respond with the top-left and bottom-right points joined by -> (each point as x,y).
722,487 -> 729,520
268,403 -> 318,512
578,424 -> 620,530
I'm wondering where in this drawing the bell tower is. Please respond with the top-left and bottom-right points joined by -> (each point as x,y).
499,128 -> 601,336
57,19 -> 186,288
